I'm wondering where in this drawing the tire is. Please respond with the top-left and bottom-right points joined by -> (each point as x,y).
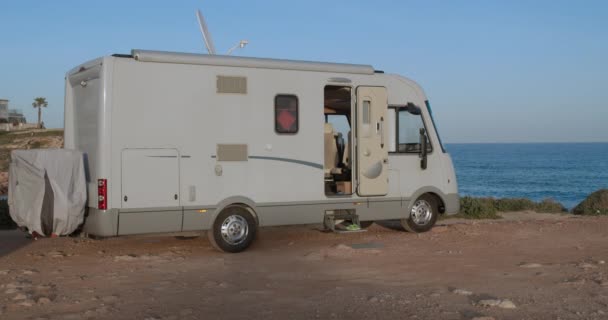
208,205 -> 257,253
401,194 -> 438,233
359,221 -> 374,229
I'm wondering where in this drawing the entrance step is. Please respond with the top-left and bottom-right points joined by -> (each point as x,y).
323,209 -> 367,233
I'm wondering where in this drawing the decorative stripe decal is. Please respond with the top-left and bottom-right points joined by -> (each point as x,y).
210,155 -> 322,170
248,156 -> 323,170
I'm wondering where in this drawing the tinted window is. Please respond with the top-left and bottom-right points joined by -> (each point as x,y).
275,95 -> 298,134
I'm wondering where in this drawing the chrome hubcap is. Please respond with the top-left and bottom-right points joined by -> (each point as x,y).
410,200 -> 433,226
220,215 -> 249,245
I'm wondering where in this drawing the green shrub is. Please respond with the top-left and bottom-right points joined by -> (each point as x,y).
535,198 -> 567,213
456,196 -> 568,219
459,196 -> 499,219
495,198 -> 536,212
0,200 -> 17,230
573,189 -> 608,215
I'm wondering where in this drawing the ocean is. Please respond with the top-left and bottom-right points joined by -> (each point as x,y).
447,143 -> 608,209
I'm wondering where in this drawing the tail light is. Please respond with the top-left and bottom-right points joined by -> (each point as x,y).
98,179 -> 107,210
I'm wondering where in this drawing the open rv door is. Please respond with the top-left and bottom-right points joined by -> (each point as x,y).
356,86 -> 389,196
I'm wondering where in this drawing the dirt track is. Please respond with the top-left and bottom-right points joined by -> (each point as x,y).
1,212 -> 608,320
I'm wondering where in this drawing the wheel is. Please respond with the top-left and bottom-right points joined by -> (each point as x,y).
208,205 -> 257,253
401,194 -> 438,233
359,221 -> 374,229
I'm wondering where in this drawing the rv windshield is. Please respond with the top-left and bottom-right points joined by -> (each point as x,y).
425,100 -> 446,153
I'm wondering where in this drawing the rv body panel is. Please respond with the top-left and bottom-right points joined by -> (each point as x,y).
120,148 -> 180,209
64,58 -> 113,208
63,51 -> 459,237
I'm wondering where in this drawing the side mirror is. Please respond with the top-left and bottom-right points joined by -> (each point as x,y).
419,128 -> 428,170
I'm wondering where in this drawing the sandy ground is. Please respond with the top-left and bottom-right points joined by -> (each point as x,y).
1,212 -> 607,320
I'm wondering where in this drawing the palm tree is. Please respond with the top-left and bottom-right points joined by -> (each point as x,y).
32,97 -> 48,128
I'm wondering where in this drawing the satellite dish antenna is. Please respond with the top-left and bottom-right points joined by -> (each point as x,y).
196,9 -> 216,55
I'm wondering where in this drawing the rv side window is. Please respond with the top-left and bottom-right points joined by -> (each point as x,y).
275,95 -> 299,134
392,105 -> 432,154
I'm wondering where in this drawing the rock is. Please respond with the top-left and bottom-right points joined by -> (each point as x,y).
114,254 -> 138,262
562,278 -> 586,285
368,296 -> 379,303
22,269 -> 39,275
519,262 -> 543,268
452,288 -> 473,296
5,288 -> 18,294
0,270 -> 10,276
498,299 -> 517,309
472,317 -> 495,320
37,297 -> 51,305
598,260 -> 606,265
477,299 -> 501,307
303,251 -> 323,261
13,293 -> 28,300
334,244 -> 352,251
218,282 -> 230,288
47,251 -> 66,258
477,299 -> 516,309
17,299 -> 35,307
578,262 -> 596,269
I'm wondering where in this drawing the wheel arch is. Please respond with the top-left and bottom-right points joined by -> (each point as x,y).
407,186 -> 448,218
212,196 -> 259,226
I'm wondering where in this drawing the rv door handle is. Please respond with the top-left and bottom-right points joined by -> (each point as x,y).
379,119 -> 384,148
174,194 -> 178,200
124,195 -> 128,202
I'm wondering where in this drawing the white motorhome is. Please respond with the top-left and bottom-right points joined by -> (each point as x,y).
64,50 -> 459,252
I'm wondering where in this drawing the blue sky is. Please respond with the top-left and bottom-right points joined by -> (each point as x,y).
1,1 -> 607,142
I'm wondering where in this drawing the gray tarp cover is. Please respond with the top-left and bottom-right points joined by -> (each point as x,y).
8,149 -> 86,236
